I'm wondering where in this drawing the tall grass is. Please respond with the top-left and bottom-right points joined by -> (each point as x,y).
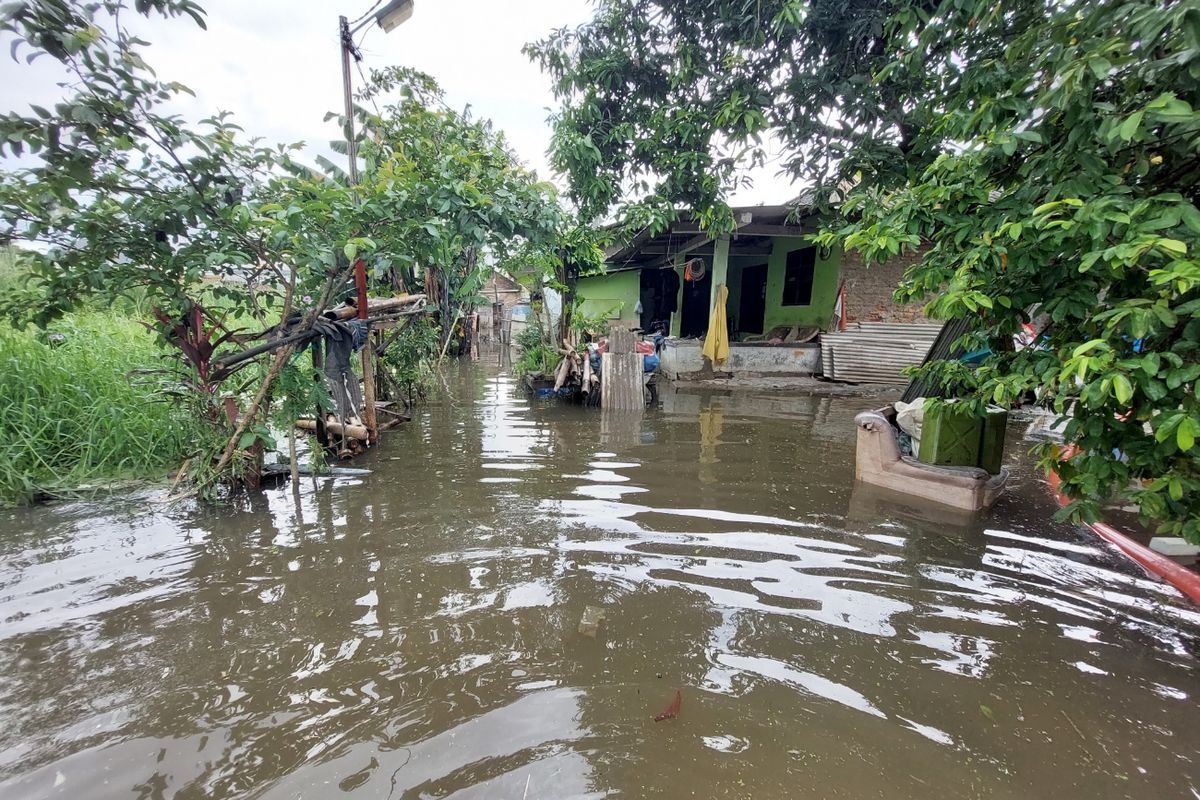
0,313 -> 203,506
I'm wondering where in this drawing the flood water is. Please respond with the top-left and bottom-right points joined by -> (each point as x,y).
1,362 -> 1198,799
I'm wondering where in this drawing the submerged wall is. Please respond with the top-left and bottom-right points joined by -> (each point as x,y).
660,338 -> 821,380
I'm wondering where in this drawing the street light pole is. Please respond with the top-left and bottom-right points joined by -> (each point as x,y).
338,14 -> 375,445
338,16 -> 361,186
338,1 -> 414,446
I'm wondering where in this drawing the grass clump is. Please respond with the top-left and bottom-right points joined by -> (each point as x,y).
0,313 -> 204,506
512,321 -> 560,379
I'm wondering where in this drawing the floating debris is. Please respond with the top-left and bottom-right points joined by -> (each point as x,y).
578,605 -> 606,638
654,690 -> 682,722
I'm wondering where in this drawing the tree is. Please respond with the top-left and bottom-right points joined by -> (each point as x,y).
0,3 -> 415,490
0,2 -> 603,496
530,0 -> 1200,542
525,0 -> 930,230
354,67 -> 599,352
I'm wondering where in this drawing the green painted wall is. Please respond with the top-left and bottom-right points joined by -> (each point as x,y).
760,237 -> 840,331
594,238 -> 841,338
576,270 -> 641,325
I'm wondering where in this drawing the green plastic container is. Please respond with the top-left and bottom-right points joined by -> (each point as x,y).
979,408 -> 1009,474
918,402 -> 1008,473
919,402 -> 982,468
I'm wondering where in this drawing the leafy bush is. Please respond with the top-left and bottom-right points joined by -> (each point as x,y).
512,320 -> 560,379
378,316 -> 442,407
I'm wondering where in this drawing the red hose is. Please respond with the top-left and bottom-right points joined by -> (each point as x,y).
1046,458 -> 1200,605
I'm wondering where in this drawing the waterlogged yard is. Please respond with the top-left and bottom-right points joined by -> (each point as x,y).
0,362 -> 1196,799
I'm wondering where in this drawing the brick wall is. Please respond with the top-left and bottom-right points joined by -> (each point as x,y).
484,274 -> 527,314
839,248 -> 928,324
482,275 -> 528,342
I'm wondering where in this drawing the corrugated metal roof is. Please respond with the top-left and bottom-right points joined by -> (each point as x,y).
820,322 -> 943,384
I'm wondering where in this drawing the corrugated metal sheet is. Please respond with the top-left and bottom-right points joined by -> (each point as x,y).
820,322 -> 943,384
900,317 -> 975,402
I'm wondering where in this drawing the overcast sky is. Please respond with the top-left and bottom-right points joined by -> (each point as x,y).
0,0 -> 789,206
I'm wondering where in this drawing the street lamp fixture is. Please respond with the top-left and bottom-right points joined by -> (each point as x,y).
375,0 -> 415,34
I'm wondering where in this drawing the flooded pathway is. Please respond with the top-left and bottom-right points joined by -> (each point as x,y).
1,362 -> 1197,799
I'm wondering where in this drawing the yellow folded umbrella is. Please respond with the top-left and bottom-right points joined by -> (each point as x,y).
702,283 -> 730,366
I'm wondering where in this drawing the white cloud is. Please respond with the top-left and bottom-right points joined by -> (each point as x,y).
0,0 -> 795,207
1,0 -> 592,181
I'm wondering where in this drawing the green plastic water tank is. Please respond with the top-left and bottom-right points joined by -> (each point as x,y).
917,401 -> 1008,473
918,402 -> 982,468
979,407 -> 1009,474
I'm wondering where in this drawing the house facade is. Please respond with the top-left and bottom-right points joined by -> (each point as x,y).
479,272 -> 529,344
576,203 -> 930,380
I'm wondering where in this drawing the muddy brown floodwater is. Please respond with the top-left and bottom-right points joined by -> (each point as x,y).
1,362 -> 1198,799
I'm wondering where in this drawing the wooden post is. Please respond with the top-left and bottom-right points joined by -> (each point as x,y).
310,338 -> 329,448
709,235 -> 730,318
669,252 -> 685,338
355,259 -> 378,445
601,325 -> 644,412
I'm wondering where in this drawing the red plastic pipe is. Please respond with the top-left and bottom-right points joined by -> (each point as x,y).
1046,460 -> 1200,605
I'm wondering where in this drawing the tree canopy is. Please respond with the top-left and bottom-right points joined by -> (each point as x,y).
530,0 -> 1200,542
0,0 -> 601,494
352,67 -> 604,345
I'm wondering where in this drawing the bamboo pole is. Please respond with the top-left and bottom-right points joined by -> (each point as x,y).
213,344 -> 295,478
210,297 -> 426,375
296,418 -> 369,441
310,338 -> 329,447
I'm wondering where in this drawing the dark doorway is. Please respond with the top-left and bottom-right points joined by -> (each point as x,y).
679,259 -> 712,338
639,267 -> 680,334
737,263 -> 768,336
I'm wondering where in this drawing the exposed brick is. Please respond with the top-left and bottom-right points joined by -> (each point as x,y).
480,274 -> 528,341
839,248 -> 928,324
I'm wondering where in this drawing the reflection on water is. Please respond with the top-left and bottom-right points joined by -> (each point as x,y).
0,364 -> 1197,799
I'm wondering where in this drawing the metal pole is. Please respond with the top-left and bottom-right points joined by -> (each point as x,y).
339,16 -> 360,185
340,16 -> 378,444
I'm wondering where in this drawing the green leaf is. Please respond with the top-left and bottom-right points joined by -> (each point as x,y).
1113,373 -> 1133,405
1144,380 -> 1168,402
1088,56 -> 1112,79
1169,478 -> 1184,502
1118,110 -> 1144,141
1185,8 -> 1200,47
1178,421 -> 1195,452
1152,305 -> 1178,328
